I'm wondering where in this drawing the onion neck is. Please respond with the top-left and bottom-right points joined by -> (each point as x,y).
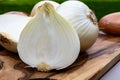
87,10 -> 98,25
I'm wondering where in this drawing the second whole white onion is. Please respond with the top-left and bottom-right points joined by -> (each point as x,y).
57,1 -> 99,52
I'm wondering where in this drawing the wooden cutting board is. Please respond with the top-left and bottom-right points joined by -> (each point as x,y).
0,33 -> 120,80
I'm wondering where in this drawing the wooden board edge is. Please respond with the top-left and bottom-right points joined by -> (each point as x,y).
90,49 -> 120,80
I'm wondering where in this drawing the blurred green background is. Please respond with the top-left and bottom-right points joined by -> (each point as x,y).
0,0 -> 120,20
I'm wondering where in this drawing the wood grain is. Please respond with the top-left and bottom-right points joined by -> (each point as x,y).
0,33 -> 120,80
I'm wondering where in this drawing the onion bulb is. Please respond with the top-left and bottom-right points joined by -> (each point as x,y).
18,3 -> 80,71
99,12 -> 120,36
0,14 -> 31,52
30,0 -> 60,16
57,1 -> 99,52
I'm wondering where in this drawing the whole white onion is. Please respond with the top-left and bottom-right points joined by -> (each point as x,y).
57,1 -> 99,52
31,0 -> 60,16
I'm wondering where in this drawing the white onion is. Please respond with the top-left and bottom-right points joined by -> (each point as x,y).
57,1 -> 99,51
18,3 -> 80,71
31,0 -> 60,16
0,14 -> 31,52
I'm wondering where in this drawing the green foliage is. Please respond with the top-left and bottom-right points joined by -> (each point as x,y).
0,0 -> 120,20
